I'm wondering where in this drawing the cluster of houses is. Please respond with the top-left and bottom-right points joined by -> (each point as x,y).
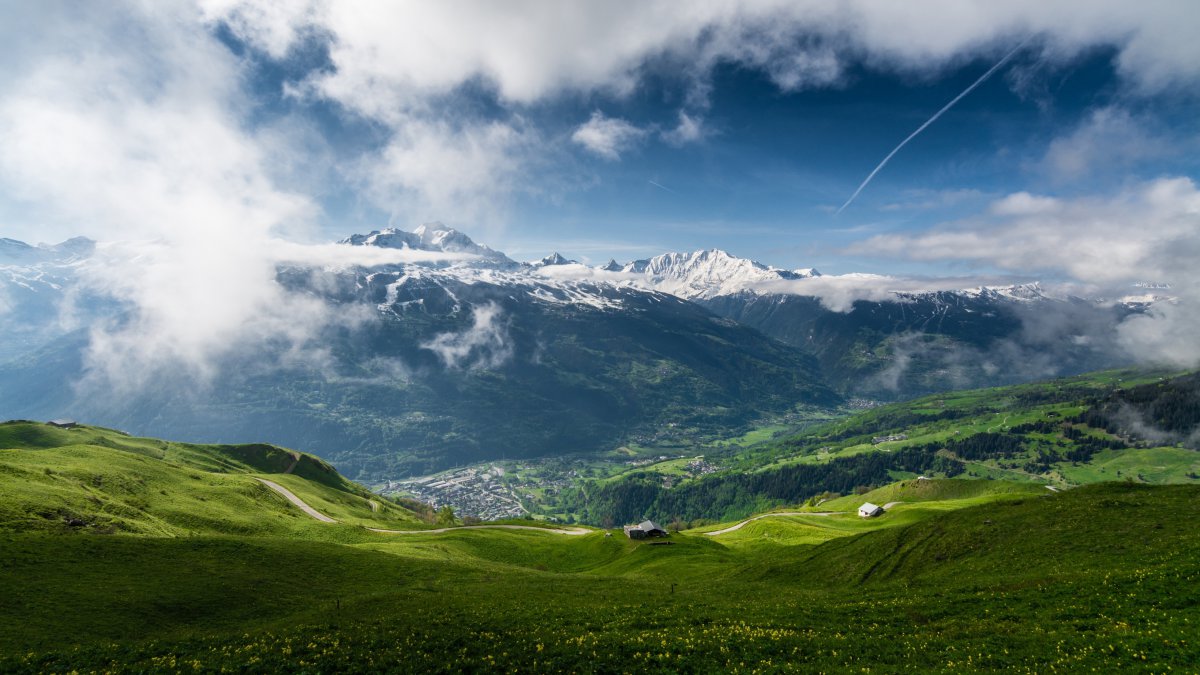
871,433 -> 908,444
389,466 -> 528,521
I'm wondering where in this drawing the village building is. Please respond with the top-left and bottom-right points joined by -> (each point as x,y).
858,502 -> 884,518
623,520 -> 668,539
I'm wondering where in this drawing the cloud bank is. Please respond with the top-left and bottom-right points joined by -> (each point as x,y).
849,177 -> 1200,367
205,0 -> 1200,220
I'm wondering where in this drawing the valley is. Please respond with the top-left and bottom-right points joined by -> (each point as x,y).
0,225 -> 1153,481
380,368 -> 1200,527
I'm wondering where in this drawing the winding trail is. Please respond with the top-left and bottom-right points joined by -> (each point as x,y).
254,476 -> 588,535
704,511 -> 838,536
368,524 -> 590,536
255,478 -> 337,523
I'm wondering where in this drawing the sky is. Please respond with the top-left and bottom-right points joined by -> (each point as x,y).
0,1 -> 1196,277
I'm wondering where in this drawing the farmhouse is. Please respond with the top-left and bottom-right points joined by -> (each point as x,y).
623,520 -> 668,539
858,503 -> 884,518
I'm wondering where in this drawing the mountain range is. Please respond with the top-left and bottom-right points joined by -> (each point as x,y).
0,224 -> 1157,478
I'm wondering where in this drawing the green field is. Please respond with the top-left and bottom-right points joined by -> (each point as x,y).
3,420 -> 1199,671
559,368 -> 1200,526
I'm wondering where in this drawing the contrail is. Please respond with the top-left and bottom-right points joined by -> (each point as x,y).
836,37 -> 1031,215
648,179 -> 677,194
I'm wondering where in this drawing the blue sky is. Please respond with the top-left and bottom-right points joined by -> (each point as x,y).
1,1 -> 1198,282
228,32 -> 1198,275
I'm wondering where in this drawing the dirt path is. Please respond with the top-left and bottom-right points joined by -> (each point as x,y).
369,524 -> 590,536
283,453 -> 301,475
883,501 -> 903,510
255,478 -> 337,523
704,511 -> 838,536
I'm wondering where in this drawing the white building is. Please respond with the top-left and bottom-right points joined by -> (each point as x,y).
858,502 -> 884,518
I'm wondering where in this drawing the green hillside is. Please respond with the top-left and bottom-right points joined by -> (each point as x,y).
0,421 -> 425,537
1,421 -> 1198,672
559,368 -> 1200,525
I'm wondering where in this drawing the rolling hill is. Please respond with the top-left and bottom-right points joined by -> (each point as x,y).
1,421 -> 1196,672
555,368 -> 1200,525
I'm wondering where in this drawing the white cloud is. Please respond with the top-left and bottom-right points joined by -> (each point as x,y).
199,1 -> 1200,221
0,3 -> 338,390
662,111 -> 707,146
851,177 -> 1200,284
209,1 -> 1200,105
420,302 -> 513,370
752,273 -> 1033,312
571,112 -> 647,160
1040,106 -> 1176,180
848,176 -> 1200,365
362,118 -> 542,226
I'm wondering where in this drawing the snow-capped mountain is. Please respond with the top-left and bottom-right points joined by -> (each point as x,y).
340,223 -> 515,266
0,236 -> 97,361
1,227 -> 837,477
531,252 -> 576,267
0,224 -> 1156,475
333,225 -> 1167,316
616,249 -> 819,300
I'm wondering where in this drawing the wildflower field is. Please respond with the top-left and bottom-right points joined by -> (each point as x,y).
2,475 -> 1197,672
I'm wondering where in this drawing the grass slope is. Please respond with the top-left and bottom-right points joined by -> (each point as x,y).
0,421 -> 423,538
565,368 -> 1200,525
2,422 -> 1198,671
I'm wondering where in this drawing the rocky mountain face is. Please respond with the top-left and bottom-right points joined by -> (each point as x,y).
0,223 -> 1151,475
0,226 -> 836,478
578,243 -> 1147,398
701,289 -> 1141,397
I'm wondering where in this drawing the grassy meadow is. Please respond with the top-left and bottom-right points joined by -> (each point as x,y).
2,419 -> 1199,671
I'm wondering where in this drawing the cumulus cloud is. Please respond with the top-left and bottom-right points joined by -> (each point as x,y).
1040,107 -> 1176,180
849,176 -> 1200,366
571,112 -> 647,160
0,3 -> 333,389
850,177 -> 1200,283
421,302 -> 513,370
662,111 -> 708,146
211,1 -> 1200,102
201,0 -> 1200,220
361,118 -> 542,226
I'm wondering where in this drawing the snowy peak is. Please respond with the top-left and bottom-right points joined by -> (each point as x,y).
534,252 -> 575,267
618,249 -> 818,300
340,223 -> 513,265
957,282 -> 1048,302
0,236 -> 95,264
600,259 -> 622,272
